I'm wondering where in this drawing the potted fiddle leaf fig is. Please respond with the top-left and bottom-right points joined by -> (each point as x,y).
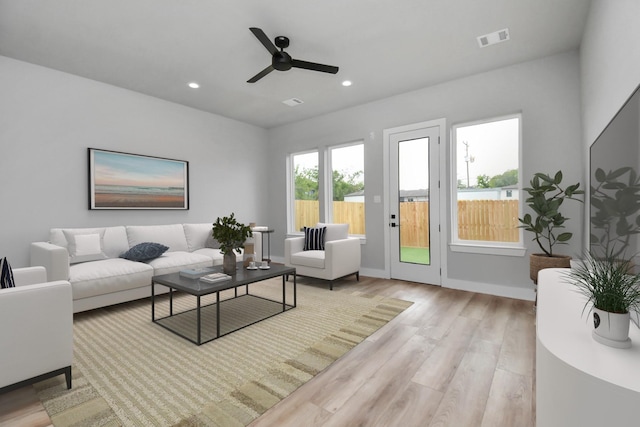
212,213 -> 252,274
566,250 -> 640,348
518,171 -> 584,283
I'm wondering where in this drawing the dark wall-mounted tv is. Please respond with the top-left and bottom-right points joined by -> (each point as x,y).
589,84 -> 640,262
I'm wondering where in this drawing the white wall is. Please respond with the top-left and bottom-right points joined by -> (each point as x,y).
267,51 -> 583,299
581,0 -> 640,146
0,56 -> 268,267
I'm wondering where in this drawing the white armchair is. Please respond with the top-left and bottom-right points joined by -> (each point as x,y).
0,266 -> 73,393
284,223 -> 361,290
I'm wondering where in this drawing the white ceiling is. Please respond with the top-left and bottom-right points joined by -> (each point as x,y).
0,0 -> 591,129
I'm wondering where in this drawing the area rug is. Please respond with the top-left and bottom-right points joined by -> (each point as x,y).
33,278 -> 412,426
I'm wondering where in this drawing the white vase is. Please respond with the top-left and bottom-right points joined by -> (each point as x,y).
592,307 -> 631,348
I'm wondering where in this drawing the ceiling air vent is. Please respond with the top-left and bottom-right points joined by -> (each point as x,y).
477,28 -> 510,48
282,98 -> 304,107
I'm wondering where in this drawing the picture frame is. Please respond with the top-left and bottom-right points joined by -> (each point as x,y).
88,148 -> 189,210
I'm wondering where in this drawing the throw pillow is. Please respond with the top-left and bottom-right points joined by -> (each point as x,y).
0,257 -> 15,289
120,242 -> 169,262
63,229 -> 108,264
303,226 -> 326,251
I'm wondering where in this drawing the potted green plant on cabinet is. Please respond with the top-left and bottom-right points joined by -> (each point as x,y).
518,171 -> 584,283
566,251 -> 640,348
212,213 -> 252,274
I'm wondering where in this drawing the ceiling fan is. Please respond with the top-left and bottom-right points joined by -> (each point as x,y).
247,27 -> 339,83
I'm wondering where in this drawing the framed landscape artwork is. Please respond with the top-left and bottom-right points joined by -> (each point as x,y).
88,148 -> 189,210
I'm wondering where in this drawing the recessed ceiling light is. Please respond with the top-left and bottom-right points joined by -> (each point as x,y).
342,80 -> 352,87
187,82 -> 200,89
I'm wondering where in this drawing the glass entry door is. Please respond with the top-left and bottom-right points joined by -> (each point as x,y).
389,125 -> 441,285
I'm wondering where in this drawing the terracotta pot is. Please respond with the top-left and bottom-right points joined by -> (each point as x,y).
592,308 -> 631,348
223,251 -> 237,274
530,253 -> 571,283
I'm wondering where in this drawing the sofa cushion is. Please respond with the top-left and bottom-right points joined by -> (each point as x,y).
183,223 -> 219,251
192,248 -> 225,265
0,257 -> 15,289
127,224 -> 189,252
316,223 -> 349,242
290,250 -> 326,269
120,242 -> 169,261
146,251 -> 212,276
303,226 -> 326,251
69,258 -> 154,299
62,229 -> 108,264
51,226 -> 129,259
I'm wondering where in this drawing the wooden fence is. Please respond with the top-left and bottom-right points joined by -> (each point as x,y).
295,199 -> 519,244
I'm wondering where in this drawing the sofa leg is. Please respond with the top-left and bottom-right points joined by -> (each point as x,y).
356,272 -> 360,281
329,281 -> 333,291
65,366 -> 72,389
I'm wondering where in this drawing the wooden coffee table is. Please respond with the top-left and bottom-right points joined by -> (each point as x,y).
151,263 -> 296,345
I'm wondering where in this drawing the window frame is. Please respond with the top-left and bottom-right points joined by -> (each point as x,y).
287,149 -> 320,234
449,113 -> 525,257
287,140 -> 366,238
326,140 -> 366,236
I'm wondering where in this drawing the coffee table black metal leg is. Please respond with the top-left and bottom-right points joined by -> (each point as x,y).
170,288 -> 174,316
197,295 -> 202,345
294,272 -> 297,307
151,281 -> 155,321
216,290 -> 220,338
282,274 -> 286,312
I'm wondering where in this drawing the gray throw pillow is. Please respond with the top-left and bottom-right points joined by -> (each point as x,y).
120,242 -> 169,261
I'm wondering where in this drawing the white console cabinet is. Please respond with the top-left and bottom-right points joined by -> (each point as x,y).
536,268 -> 640,426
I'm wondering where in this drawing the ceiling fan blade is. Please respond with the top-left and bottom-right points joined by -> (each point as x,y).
291,59 -> 339,74
247,65 -> 275,83
249,27 -> 277,56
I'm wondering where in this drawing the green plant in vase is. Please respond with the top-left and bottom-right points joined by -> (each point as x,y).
518,171 -> 584,283
566,250 -> 640,348
212,213 -> 252,274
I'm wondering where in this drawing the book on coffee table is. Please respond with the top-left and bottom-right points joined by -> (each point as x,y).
200,272 -> 231,284
179,267 -> 218,278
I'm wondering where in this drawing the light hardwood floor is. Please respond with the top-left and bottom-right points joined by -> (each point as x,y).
0,276 -> 536,427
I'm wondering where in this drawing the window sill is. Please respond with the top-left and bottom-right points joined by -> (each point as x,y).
450,243 -> 526,257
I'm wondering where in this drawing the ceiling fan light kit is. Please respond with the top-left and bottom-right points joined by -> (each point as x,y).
247,27 -> 339,83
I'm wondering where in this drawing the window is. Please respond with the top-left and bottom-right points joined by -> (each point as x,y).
329,143 -> 365,235
451,114 -> 524,255
288,142 -> 365,235
290,151 -> 319,231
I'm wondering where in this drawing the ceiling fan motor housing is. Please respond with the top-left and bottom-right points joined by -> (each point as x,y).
273,51 -> 293,71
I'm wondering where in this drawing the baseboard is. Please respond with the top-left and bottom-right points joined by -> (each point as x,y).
443,277 -> 535,301
359,267 -> 387,278
273,258 -> 535,301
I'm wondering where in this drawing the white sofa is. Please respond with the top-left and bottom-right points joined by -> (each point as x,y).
30,223 -> 262,313
0,266 -> 73,393
284,223 -> 360,290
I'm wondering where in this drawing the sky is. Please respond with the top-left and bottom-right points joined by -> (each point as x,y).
93,150 -> 186,187
455,117 -> 519,187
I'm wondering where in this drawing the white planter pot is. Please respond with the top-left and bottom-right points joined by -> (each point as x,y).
592,308 -> 631,348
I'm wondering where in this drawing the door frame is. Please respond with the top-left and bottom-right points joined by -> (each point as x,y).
382,118 -> 447,282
